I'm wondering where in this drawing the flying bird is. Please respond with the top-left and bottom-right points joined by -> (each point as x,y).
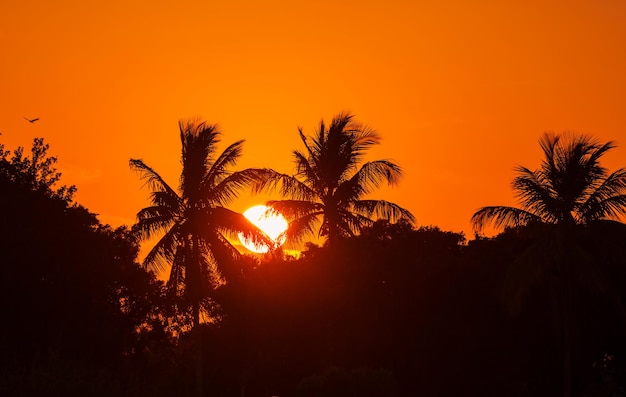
24,117 -> 39,123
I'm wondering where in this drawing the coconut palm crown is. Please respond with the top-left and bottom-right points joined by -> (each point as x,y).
253,112 -> 415,246
472,132 -> 626,233
130,119 -> 271,326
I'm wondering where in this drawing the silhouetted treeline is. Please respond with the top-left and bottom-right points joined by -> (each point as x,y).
0,139 -> 175,396
2,138 -> 626,396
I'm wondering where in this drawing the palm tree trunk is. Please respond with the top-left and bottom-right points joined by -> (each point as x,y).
188,234 -> 204,397
551,227 -> 574,397
562,269 -> 574,397
193,303 -> 203,397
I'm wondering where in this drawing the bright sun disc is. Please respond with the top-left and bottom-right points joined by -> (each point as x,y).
238,205 -> 288,253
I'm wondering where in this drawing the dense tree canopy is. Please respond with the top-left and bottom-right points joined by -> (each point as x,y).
0,138 -> 171,396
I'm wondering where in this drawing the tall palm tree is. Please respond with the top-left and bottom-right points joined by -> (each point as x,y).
472,133 -> 626,232
253,112 -> 415,246
130,119 -> 271,328
471,132 -> 626,397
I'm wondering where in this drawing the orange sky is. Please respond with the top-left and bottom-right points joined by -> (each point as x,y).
2,0 -> 626,240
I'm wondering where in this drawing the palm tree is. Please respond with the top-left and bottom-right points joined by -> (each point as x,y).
252,112 -> 415,247
472,132 -> 626,232
130,119 -> 271,328
471,132 -> 626,397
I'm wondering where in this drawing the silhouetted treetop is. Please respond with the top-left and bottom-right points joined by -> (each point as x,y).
0,137 -> 76,202
130,119 -> 272,328
252,112 -> 415,246
472,132 -> 626,233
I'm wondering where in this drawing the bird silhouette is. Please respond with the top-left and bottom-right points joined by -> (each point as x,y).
24,117 -> 39,123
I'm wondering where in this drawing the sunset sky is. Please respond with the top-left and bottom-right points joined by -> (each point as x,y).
2,0 -> 625,240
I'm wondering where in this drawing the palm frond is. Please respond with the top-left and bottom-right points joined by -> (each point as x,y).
208,168 -> 268,206
129,159 -> 179,200
336,207 -> 375,237
179,119 -> 221,169
583,195 -> 626,222
513,166 -> 559,223
213,229 -> 247,261
337,160 -> 404,201
583,136 -> 614,167
135,204 -> 178,222
252,169 -> 318,201
279,210 -> 323,246
190,238 -> 224,291
132,209 -> 178,241
293,150 -> 325,195
316,114 -> 367,187
142,225 -> 182,273
345,123 -> 381,173
579,168 -> 626,221
298,126 -> 315,160
202,140 -> 245,191
267,199 -> 323,220
351,199 -> 416,224
201,206 -> 273,248
328,112 -> 353,133
166,247 -> 187,297
201,230 -> 245,283
471,205 -> 541,233
180,120 -> 222,202
539,132 -> 560,172
147,189 -> 183,210
351,122 -> 381,147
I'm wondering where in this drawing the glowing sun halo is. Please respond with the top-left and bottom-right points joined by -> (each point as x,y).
238,205 -> 288,253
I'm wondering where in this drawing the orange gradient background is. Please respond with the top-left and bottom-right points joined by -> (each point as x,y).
1,0 -> 625,239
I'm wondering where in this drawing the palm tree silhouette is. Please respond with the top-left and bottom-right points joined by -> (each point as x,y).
471,132 -> 626,397
253,112 -> 415,247
472,133 -> 626,232
130,119 -> 271,328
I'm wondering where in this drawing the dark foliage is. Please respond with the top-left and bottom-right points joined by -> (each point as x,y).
0,139 -> 173,396
2,138 -> 626,397
196,220 -> 626,397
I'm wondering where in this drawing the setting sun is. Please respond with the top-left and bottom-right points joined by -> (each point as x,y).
238,205 -> 288,254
